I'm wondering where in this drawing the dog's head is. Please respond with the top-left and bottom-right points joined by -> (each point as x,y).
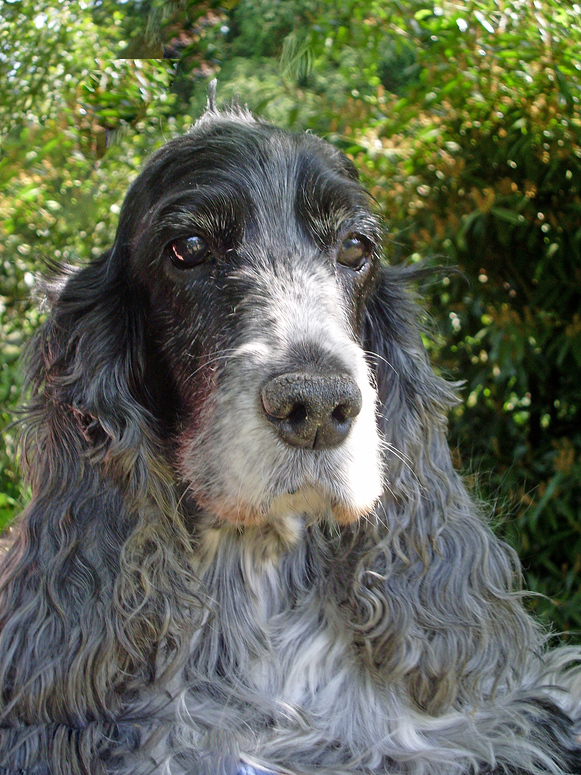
32,107 -> 445,532
124,109 -> 385,526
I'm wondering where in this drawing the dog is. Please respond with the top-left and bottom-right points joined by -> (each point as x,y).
1,91 -> 580,775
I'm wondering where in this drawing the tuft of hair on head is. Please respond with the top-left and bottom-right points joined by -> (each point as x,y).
207,78 -> 218,113
192,81 -> 259,134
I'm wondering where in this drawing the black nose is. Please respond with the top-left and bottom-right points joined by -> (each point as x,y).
261,372 -> 362,450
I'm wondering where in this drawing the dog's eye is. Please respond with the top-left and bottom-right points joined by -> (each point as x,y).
337,235 -> 370,270
168,235 -> 211,268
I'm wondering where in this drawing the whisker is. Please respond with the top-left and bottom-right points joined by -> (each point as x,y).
364,349 -> 399,376
183,349 -> 239,383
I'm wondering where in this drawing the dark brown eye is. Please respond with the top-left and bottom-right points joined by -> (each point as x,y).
167,235 -> 211,268
337,235 -> 370,270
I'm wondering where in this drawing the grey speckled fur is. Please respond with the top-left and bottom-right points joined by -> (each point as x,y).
1,104 -> 580,775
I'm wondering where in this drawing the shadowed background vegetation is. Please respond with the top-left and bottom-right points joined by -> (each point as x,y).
1,0 -> 580,637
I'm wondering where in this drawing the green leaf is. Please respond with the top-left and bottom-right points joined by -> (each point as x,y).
491,207 -> 525,225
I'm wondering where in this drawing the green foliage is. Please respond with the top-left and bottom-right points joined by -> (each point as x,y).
229,0 -> 318,59
1,0 -> 580,637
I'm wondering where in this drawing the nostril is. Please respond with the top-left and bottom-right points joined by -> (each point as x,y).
287,403 -> 307,425
331,404 -> 349,424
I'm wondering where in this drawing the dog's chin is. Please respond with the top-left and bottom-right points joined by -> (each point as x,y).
194,484 -> 378,529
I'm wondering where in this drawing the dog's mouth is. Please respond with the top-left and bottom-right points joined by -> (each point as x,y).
263,485 -> 353,524
192,476 -> 379,528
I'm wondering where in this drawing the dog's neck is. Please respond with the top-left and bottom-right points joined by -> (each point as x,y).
196,512 -> 308,567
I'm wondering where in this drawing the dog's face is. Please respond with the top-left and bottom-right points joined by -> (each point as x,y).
120,112 -> 385,527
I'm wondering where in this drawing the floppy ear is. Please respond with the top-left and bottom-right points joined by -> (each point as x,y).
0,244 -> 198,758
356,266 -> 539,715
22,246 -> 158,496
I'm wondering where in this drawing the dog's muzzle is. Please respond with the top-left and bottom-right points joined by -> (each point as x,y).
261,372 -> 362,450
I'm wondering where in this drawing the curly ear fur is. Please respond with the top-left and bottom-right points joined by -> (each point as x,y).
0,247 -> 199,772
353,267 -> 536,708
350,266 -> 581,768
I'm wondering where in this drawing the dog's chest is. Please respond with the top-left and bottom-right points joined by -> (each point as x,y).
188,527 -> 352,709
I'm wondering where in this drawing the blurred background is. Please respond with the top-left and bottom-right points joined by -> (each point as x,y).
1,0 -> 580,638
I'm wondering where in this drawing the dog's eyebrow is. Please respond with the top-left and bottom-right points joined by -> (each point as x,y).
293,149 -> 372,215
145,185 -> 250,242
295,167 -> 381,246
